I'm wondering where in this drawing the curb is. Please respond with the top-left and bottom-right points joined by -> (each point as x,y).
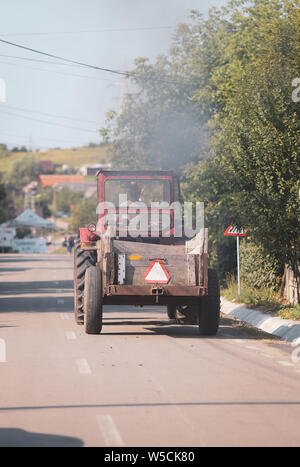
221,297 -> 300,344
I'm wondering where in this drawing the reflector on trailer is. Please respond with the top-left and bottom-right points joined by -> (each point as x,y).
144,259 -> 170,284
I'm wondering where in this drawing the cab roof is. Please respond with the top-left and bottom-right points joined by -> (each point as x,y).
96,169 -> 176,177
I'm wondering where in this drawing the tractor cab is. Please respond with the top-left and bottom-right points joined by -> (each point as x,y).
80,169 -> 182,247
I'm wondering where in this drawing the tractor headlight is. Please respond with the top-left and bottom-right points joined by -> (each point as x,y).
88,223 -> 96,233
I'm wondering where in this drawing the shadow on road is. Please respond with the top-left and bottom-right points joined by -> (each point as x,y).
0,296 -> 74,312
0,401 -> 300,414
0,428 -> 83,447
0,256 -> 70,263
0,280 -> 73,295
100,315 -> 275,341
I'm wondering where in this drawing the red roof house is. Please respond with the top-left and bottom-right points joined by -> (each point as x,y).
38,174 -> 85,187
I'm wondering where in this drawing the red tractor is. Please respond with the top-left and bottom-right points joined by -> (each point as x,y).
73,169 -> 220,335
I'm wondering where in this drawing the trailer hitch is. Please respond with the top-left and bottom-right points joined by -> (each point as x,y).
151,285 -> 165,303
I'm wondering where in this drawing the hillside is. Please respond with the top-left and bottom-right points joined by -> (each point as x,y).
0,144 -> 110,173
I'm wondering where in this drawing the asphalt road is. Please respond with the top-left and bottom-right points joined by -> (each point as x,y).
0,253 -> 300,447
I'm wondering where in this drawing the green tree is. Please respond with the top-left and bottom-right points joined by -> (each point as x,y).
56,187 -> 84,214
69,197 -> 97,232
0,178 -> 14,223
209,0 -> 300,289
100,0 -> 300,291
35,186 -> 53,218
4,155 -> 43,193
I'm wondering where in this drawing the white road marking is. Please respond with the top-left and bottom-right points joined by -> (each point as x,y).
56,289 -> 62,294
60,313 -> 70,320
0,338 -> 6,362
57,299 -> 65,304
96,415 -> 124,446
278,360 -> 294,367
261,353 -> 273,359
246,345 -> 260,351
65,331 -> 76,340
76,358 -> 92,374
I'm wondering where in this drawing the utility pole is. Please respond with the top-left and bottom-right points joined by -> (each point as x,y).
237,235 -> 241,295
53,185 -> 57,230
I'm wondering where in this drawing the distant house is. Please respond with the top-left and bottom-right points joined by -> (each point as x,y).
39,160 -> 54,174
38,174 -> 85,188
79,163 -> 112,177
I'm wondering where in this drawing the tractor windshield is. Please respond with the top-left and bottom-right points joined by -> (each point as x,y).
104,178 -> 171,207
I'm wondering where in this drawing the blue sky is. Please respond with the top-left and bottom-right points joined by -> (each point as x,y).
0,0 -> 226,150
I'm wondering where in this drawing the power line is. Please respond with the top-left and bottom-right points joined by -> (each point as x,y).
0,37 -> 188,85
0,109 -> 98,133
0,53 -> 88,68
0,26 -> 174,37
0,130 -> 86,146
0,58 -> 119,83
1,104 -> 103,125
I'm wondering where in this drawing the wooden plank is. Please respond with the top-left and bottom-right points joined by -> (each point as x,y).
203,228 -> 208,254
113,240 -> 185,256
203,228 -> 208,289
185,228 -> 205,255
187,255 -> 196,286
106,252 -> 116,285
125,255 -> 188,268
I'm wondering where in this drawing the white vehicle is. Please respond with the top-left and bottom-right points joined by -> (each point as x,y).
0,223 -> 16,252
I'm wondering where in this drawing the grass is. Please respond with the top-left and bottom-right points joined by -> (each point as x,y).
0,145 -> 110,173
222,275 -> 300,321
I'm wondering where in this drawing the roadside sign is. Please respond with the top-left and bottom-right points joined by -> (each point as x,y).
224,225 -> 246,237
224,224 -> 246,295
144,259 -> 170,284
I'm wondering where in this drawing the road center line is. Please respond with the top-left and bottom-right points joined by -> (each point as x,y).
261,353 -> 273,359
76,358 -> 92,374
0,338 -> 6,362
60,313 -> 70,320
96,415 -> 124,446
278,360 -> 294,367
245,345 -> 260,351
65,331 -> 76,340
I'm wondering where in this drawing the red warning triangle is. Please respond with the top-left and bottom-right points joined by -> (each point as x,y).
144,260 -> 170,284
224,225 -> 246,237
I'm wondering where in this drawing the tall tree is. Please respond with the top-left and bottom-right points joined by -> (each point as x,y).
101,0 -> 300,287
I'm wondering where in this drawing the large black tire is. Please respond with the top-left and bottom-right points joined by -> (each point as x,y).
198,269 -> 220,336
167,305 -> 176,320
84,266 -> 103,335
73,244 -> 96,325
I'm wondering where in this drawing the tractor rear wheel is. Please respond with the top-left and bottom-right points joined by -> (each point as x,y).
198,269 -> 220,336
73,244 -> 96,325
84,266 -> 103,335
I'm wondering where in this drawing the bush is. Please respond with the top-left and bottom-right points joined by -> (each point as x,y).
69,197 -> 97,232
222,275 -> 280,310
240,240 -> 281,290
